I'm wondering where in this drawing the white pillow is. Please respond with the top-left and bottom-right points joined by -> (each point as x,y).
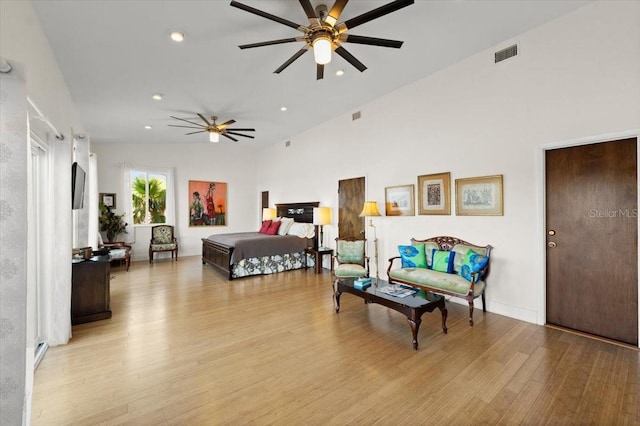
287,222 -> 315,238
277,217 -> 295,236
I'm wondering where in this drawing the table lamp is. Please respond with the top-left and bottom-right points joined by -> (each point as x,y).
262,207 -> 276,221
313,207 -> 332,250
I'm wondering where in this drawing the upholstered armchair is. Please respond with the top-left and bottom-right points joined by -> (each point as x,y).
149,225 -> 178,263
332,237 -> 369,283
97,233 -> 131,271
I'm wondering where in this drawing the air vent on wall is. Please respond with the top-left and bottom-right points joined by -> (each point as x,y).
495,44 -> 518,63
352,111 -> 361,121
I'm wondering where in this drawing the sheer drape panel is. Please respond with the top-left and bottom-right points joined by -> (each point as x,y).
88,152 -> 99,248
121,162 -> 135,243
165,167 -> 176,226
0,59 -> 28,426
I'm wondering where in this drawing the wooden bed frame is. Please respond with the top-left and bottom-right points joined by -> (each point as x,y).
202,201 -> 319,280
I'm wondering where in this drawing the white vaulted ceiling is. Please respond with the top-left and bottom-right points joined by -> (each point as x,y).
31,0 -> 591,148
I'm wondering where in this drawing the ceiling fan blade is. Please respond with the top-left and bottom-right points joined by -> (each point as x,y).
225,131 -> 255,139
335,46 -> 367,72
230,1 -> 307,32
326,0 -> 349,27
222,133 -> 239,142
274,47 -> 309,74
317,63 -> 324,80
170,116 -> 207,128
197,113 -> 211,125
239,37 -> 300,49
168,124 -> 205,129
227,128 -> 255,132
217,119 -> 236,129
299,0 -> 320,25
343,34 -> 404,48
185,131 -> 207,135
341,0 -> 414,31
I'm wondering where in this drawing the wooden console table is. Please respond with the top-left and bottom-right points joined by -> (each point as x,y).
334,278 -> 447,350
71,256 -> 112,325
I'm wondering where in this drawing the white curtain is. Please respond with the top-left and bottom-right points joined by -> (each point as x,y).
121,162 -> 135,243
0,58 -> 28,426
88,152 -> 99,248
165,167 -> 176,226
48,134 -> 72,346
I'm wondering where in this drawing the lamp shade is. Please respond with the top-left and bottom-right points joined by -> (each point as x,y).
209,131 -> 219,143
262,208 -> 276,221
359,201 -> 381,217
313,207 -> 332,225
312,36 -> 332,65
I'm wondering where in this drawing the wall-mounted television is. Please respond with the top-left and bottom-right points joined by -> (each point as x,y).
71,162 -> 86,210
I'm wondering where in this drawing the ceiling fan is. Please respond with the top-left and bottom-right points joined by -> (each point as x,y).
230,0 -> 414,80
169,114 -> 255,143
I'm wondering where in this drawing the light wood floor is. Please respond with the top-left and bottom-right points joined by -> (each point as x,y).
32,256 -> 639,425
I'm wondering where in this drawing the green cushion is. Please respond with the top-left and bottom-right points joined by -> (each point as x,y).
337,240 -> 365,264
334,263 -> 367,278
398,244 -> 427,268
431,249 -> 454,273
389,268 -> 485,297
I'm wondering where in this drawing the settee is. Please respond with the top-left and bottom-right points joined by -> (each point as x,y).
387,236 -> 492,325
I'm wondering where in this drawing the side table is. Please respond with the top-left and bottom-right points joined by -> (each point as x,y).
306,247 -> 334,274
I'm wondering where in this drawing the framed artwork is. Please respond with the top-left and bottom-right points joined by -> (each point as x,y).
417,172 -> 451,215
188,180 -> 227,226
385,184 -> 415,216
455,174 -> 504,216
100,193 -> 116,208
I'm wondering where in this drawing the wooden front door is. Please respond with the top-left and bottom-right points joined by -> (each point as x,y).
545,138 -> 638,345
338,177 -> 365,239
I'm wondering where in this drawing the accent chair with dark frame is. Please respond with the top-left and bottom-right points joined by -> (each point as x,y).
149,225 -> 178,263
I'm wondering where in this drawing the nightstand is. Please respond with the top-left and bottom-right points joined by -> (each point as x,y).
306,247 -> 334,274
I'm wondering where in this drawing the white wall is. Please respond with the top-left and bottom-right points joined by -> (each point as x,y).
90,2 -> 640,328
92,142 -> 259,261
254,1 -> 640,324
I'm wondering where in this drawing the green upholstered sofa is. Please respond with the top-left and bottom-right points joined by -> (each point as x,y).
387,236 -> 492,326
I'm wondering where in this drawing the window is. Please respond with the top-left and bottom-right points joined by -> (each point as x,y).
130,169 -> 168,225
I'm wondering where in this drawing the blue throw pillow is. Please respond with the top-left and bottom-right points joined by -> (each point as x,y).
398,244 -> 427,268
431,249 -> 454,273
459,249 -> 489,281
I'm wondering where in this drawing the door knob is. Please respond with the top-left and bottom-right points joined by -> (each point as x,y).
548,230 -> 556,236
548,241 -> 557,248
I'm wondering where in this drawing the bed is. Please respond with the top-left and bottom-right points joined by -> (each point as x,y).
202,202 -> 319,280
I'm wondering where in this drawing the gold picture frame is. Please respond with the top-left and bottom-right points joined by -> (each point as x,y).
455,174 -> 504,216
100,192 -> 116,208
417,172 -> 451,215
385,184 -> 415,216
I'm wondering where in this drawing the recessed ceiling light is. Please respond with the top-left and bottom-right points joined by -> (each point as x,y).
280,106 -> 287,111
144,125 -> 152,129
152,94 -> 163,100
336,69 -> 344,76
170,31 -> 185,42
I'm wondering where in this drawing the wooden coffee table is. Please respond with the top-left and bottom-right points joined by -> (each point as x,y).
334,278 -> 448,350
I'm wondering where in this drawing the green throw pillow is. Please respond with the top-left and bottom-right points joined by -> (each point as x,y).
431,249 -> 454,273
398,244 -> 427,268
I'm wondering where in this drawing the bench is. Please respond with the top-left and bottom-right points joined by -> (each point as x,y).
387,236 -> 492,326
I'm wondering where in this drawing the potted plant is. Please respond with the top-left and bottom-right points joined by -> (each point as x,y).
99,203 -> 128,243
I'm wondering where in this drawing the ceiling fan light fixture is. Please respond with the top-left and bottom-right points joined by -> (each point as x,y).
209,131 -> 219,143
313,35 -> 332,65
